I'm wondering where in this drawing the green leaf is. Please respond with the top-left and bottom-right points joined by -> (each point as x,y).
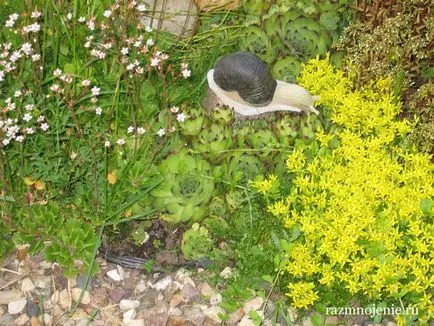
420,198 -> 432,214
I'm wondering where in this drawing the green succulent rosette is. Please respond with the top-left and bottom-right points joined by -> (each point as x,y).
247,130 -> 279,162
179,108 -> 205,137
181,223 -> 213,260
227,153 -> 264,186
151,150 -> 214,224
192,123 -> 233,162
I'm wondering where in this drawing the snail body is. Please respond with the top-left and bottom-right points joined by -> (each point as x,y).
207,51 -> 319,116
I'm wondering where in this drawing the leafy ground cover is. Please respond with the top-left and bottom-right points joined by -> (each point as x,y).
0,0 -> 433,325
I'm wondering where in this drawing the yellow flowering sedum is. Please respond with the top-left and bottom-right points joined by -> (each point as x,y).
259,57 -> 434,320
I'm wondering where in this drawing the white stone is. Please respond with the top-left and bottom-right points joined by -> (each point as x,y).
59,289 -> 71,310
0,290 -> 24,305
152,275 -> 172,291
76,319 -> 90,326
119,299 -> 140,312
243,297 -> 264,314
168,307 -> 182,316
203,306 -> 225,323
14,313 -> 29,325
107,269 -> 123,282
124,319 -> 145,326
8,298 -> 27,314
287,307 -> 297,323
219,267 -> 232,279
200,283 -> 215,298
43,313 -> 52,325
39,260 -> 52,269
182,276 -> 196,288
71,288 -> 91,305
21,277 -> 36,292
238,315 -> 256,326
123,309 -> 136,322
134,279 -> 147,293
210,293 -> 222,306
34,276 -> 51,289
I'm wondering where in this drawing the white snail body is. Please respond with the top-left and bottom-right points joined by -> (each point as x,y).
207,51 -> 320,116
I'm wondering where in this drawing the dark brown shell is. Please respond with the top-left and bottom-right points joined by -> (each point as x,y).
213,51 -> 277,107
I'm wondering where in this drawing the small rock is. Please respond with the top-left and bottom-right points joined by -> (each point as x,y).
243,297 -> 264,314
33,276 -> 51,289
71,288 -> 91,305
326,316 -> 340,324
0,313 -> 14,325
302,317 -> 313,326
169,293 -> 184,307
210,293 -> 222,306
0,290 -> 24,305
76,274 -> 92,291
30,316 -> 42,326
182,276 -> 196,288
0,306 -> 4,317
107,268 -> 123,282
26,300 -> 40,317
119,299 -> 140,311
59,289 -> 71,310
76,319 -> 90,326
21,277 -> 36,292
14,313 -> 29,325
184,307 -> 205,325
8,298 -> 27,314
39,261 -> 52,269
287,307 -> 298,323
152,275 -> 172,291
203,306 -> 225,323
168,307 -> 182,316
219,267 -> 232,279
124,320 -> 145,326
180,283 -> 200,302
167,315 -> 185,326
200,283 -> 215,298
134,279 -> 147,293
123,309 -> 136,322
41,314 -> 52,325
226,308 -> 245,325
175,269 -> 191,281
108,288 -> 131,303
238,315 -> 256,326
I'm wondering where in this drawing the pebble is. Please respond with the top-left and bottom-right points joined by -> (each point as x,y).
71,288 -> 91,305
219,267 -> 233,279
203,306 -> 225,323
210,293 -> 222,306
33,276 -> 51,289
123,308 -> 136,321
0,307 -> 3,318
243,297 -> 264,313
134,279 -> 147,293
168,307 -> 182,316
14,313 -> 29,325
119,299 -> 140,311
182,276 -> 196,288
169,293 -> 184,307
152,275 -> 173,291
239,315 -> 256,326
288,306 -> 298,323
0,290 -> 24,305
200,282 -> 215,298
59,289 -> 71,310
226,308 -> 245,325
107,268 -> 123,282
26,300 -> 40,317
184,306 -> 205,325
8,298 -> 27,314
180,283 -> 200,302
41,314 -> 52,325
124,319 -> 145,326
31,316 -> 42,326
302,316 -> 313,326
76,274 -> 93,291
21,277 -> 36,292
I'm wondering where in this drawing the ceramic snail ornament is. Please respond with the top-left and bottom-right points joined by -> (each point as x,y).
207,51 -> 320,116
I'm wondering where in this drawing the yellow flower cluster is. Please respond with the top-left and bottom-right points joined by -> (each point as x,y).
251,175 -> 278,195
260,57 -> 434,320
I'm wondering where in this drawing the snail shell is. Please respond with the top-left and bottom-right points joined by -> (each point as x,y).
213,51 -> 277,107
208,51 -> 320,116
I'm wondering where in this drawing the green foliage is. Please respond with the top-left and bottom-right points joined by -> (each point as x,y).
181,223 -> 213,260
151,150 -> 215,224
239,0 -> 352,81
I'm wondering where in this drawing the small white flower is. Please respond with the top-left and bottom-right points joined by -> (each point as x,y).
103,10 -> 112,18
50,84 -> 60,92
146,38 -> 154,47
181,62 -> 189,70
116,138 -> 126,145
145,26 -> 153,33
40,123 -> 49,131
170,106 -> 179,113
121,47 -> 129,55
91,97 -> 98,104
91,86 -> 101,96
87,19 -> 95,31
127,126 -> 135,134
23,113 -> 32,122
23,23 -> 41,33
137,4 -> 147,12
157,128 -> 165,137
104,140 -> 111,148
70,152 -> 77,160
137,127 -> 146,135
67,13 -> 73,20
26,127 -> 34,134
126,63 -> 135,71
182,69 -> 191,79
25,104 -> 34,111
169,126 -> 176,133
78,16 -> 86,23
2,138 -> 11,146
31,11 -> 42,19
81,79 -> 91,87
37,115 -> 45,122
150,57 -> 160,67
95,107 -> 102,115
14,90 -> 22,97
176,113 -> 186,122
21,43 -> 32,55
15,135 -> 25,143
31,54 -> 41,61
53,68 -> 62,77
